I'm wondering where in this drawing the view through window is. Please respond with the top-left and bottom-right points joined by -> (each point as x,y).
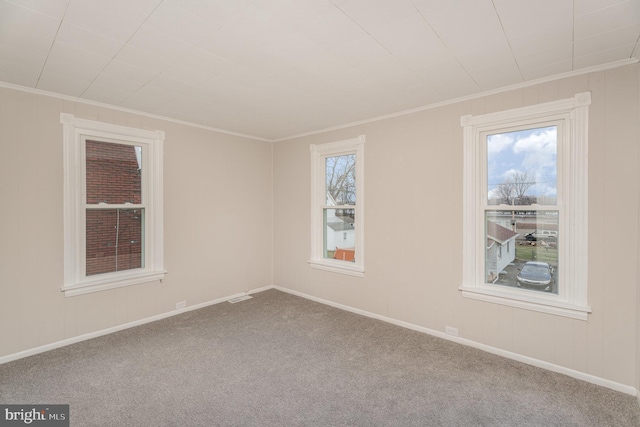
485,125 -> 559,293
324,154 -> 356,261
85,140 -> 144,276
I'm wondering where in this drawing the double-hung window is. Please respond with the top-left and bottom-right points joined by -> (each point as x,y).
310,136 -> 365,276
61,114 -> 165,296
460,93 -> 591,320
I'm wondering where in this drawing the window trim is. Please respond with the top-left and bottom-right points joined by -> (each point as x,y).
61,113 -> 165,297
309,135 -> 365,277
460,93 -> 591,320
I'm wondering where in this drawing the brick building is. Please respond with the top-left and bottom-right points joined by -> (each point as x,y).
85,140 -> 143,276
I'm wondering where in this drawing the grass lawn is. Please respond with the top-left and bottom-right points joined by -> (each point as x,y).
515,244 -> 558,266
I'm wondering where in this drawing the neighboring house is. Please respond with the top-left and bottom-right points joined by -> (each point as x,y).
486,221 -> 519,283
85,140 -> 143,276
325,194 -> 355,254
326,215 -> 355,252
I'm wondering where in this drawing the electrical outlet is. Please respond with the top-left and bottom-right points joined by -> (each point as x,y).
445,326 -> 459,337
176,301 -> 186,310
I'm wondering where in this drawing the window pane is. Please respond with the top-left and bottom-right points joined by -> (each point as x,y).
325,154 -> 356,205
323,208 -> 355,261
86,140 -> 142,205
485,210 -> 558,294
86,209 -> 144,276
487,126 -> 557,206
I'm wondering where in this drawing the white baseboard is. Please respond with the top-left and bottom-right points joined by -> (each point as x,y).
2,284 -> 637,398
0,286 -> 272,366
273,286 -> 638,397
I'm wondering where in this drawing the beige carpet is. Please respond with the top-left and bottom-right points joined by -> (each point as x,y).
1,289 -> 639,426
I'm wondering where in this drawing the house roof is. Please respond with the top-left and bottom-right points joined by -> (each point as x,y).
327,221 -> 354,232
487,221 -> 519,244
0,1 -> 638,141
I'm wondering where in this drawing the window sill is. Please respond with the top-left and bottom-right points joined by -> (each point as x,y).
308,259 -> 364,277
62,269 -> 167,297
459,285 -> 591,321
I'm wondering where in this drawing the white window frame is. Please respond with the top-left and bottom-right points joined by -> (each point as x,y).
61,113 -> 165,297
460,93 -> 591,320
309,135 -> 365,277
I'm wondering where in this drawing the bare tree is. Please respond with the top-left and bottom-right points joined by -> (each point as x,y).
511,171 -> 534,200
495,181 -> 515,205
495,171 -> 535,205
326,154 -> 356,205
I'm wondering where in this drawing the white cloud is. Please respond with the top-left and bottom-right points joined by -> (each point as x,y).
488,126 -> 558,199
513,127 -> 556,157
487,133 -> 513,153
500,168 -> 519,180
513,127 -> 557,191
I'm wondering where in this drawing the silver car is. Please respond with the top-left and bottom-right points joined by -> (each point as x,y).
516,261 -> 554,292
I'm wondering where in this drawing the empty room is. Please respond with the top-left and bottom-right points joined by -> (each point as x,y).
1,0 -> 640,425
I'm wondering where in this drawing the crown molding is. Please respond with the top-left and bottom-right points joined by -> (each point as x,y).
0,81 -> 271,143
1,58 -> 636,143
274,58 -> 638,142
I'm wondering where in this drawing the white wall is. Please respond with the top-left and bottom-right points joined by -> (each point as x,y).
273,64 -> 640,391
0,87 -> 273,359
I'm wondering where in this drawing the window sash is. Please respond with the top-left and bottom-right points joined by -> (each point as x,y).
484,209 -> 560,293
86,208 -> 145,276
82,136 -> 147,205
80,137 -> 149,279
481,122 -> 562,205
323,206 -> 356,261
480,121 -> 563,295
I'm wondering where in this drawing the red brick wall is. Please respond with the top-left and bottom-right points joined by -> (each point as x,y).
85,140 -> 143,276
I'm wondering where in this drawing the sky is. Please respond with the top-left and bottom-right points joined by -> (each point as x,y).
487,125 -> 557,202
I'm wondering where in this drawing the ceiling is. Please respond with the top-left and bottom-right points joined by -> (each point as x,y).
1,0 -> 639,141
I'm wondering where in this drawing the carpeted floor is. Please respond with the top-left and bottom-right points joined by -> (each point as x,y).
1,289 -> 639,426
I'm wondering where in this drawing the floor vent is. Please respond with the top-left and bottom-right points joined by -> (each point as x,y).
228,295 -> 253,304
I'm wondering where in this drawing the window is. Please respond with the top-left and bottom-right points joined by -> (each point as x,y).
460,93 -> 591,320
309,136 -> 365,276
61,114 -> 165,296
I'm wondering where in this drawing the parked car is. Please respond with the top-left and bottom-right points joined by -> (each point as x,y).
532,230 -> 557,240
516,261 -> 554,292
